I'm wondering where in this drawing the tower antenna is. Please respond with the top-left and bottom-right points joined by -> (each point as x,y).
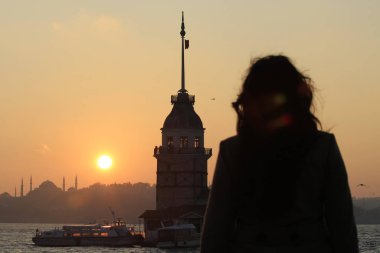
180,11 -> 187,93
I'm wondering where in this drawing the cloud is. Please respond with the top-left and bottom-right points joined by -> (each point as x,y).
94,15 -> 121,32
51,21 -> 64,32
50,12 -> 124,36
36,144 -> 51,154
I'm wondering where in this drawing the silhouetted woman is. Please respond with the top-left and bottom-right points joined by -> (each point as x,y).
201,55 -> 358,253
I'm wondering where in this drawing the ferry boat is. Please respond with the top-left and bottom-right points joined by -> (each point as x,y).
156,224 -> 200,248
32,218 -> 143,247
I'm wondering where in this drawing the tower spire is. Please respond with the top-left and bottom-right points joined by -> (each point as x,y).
180,11 -> 187,93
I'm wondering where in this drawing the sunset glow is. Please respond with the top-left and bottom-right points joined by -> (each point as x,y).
97,155 -> 113,170
0,1 -> 379,197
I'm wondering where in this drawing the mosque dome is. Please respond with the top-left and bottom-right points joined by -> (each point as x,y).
163,92 -> 203,130
0,192 -> 11,199
38,180 -> 58,189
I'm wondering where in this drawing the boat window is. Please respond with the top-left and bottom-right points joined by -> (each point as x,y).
100,232 -> 108,236
73,233 -> 81,237
159,230 -> 175,241
175,229 -> 190,238
162,220 -> 174,227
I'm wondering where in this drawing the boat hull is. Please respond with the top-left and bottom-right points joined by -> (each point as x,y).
157,239 -> 200,249
32,235 -> 143,247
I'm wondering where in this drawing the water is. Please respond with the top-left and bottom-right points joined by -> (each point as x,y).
0,223 -> 378,253
0,223 -> 197,253
360,225 -> 380,253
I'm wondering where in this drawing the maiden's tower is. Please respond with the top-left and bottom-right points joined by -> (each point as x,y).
139,12 -> 212,242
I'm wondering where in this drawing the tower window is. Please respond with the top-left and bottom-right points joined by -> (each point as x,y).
194,137 -> 200,148
180,136 -> 188,148
167,136 -> 173,147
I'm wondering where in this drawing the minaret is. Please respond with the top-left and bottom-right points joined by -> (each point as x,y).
20,177 -> 24,197
14,187 -> 17,197
154,12 -> 212,210
62,176 -> 66,192
75,175 -> 78,190
30,176 -> 32,193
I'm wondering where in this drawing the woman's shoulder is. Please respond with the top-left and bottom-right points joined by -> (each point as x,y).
218,131 -> 336,153
220,131 -> 334,143
217,136 -> 240,161
306,131 -> 338,163
315,130 -> 336,146
316,130 -> 334,138
220,135 -> 240,148
216,136 -> 240,166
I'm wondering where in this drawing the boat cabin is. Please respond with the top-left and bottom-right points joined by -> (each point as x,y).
139,204 -> 205,243
157,224 -> 200,248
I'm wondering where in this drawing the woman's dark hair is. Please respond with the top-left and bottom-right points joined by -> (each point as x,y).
233,55 -> 322,219
233,55 -> 321,136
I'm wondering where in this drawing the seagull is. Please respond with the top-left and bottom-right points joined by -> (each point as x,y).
357,184 -> 369,187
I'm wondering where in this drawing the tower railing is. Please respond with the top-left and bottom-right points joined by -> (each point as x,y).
204,148 -> 212,156
171,95 -> 195,104
154,146 -> 212,156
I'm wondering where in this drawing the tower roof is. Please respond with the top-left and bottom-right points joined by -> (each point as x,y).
163,92 -> 203,130
162,13 -> 203,131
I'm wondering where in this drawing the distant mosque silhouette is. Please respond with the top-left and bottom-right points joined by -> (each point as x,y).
139,12 -> 212,243
13,175 -> 78,197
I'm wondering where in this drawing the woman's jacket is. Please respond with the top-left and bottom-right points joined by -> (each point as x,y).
201,131 -> 359,253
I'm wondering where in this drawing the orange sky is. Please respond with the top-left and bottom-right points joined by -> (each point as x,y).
0,1 -> 379,197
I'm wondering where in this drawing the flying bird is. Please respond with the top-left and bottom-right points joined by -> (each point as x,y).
357,184 -> 369,187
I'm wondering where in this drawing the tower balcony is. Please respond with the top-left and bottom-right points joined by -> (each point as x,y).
154,146 -> 212,158
171,94 -> 195,105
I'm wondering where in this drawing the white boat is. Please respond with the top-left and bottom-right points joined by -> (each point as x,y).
32,218 -> 143,247
156,224 -> 200,248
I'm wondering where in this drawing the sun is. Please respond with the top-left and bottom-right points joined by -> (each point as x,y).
97,155 -> 113,170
